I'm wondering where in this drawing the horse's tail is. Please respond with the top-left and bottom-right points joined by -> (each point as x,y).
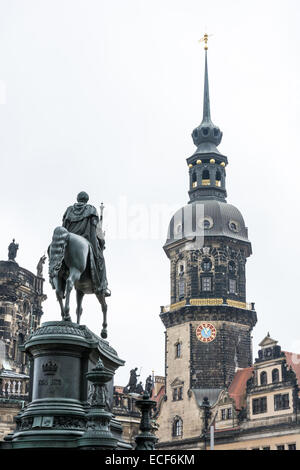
48,226 -> 69,289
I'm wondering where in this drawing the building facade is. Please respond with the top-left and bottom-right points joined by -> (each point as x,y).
155,42 -> 300,450
0,245 -> 46,439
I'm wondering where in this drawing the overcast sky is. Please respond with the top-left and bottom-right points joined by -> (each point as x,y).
0,0 -> 299,386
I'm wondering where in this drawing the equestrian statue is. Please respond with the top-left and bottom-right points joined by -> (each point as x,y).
48,191 -> 111,339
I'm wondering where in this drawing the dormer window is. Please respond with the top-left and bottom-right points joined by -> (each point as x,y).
260,371 -> 267,386
274,393 -> 289,411
252,397 -> 267,414
272,368 -> 279,383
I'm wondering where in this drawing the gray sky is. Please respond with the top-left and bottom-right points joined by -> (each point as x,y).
0,0 -> 299,386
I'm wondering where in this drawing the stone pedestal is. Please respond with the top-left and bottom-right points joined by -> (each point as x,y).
4,321 -> 130,449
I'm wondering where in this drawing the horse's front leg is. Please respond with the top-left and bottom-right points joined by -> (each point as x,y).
96,293 -> 107,339
76,290 -> 84,324
65,268 -> 81,322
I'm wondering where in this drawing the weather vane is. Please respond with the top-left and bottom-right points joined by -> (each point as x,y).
199,33 -> 213,50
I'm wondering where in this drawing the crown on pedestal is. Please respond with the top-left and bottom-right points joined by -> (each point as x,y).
42,360 -> 57,375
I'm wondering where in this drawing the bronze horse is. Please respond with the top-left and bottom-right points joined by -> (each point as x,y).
48,226 -> 108,338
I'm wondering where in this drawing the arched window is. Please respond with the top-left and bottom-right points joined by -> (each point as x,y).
202,258 -> 212,272
272,368 -> 279,383
175,342 -> 181,358
192,172 -> 197,188
215,170 -> 221,187
202,169 -> 210,186
178,279 -> 185,300
260,371 -> 267,386
172,417 -> 183,437
228,261 -> 236,273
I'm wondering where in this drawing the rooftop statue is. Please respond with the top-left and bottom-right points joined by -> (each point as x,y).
124,367 -> 140,394
36,254 -> 47,277
145,375 -> 153,396
135,381 -> 144,395
8,239 -> 19,262
48,191 -> 110,338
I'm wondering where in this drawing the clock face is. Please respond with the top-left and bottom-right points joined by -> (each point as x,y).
196,322 -> 217,343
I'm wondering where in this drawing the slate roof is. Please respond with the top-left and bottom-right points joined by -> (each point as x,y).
165,199 -> 250,248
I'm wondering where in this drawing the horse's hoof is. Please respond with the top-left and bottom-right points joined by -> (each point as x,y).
64,315 -> 72,322
101,329 -> 107,339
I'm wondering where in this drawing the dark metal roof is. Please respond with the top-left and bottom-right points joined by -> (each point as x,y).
165,199 -> 251,248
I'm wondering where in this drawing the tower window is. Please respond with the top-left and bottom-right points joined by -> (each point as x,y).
272,368 -> 279,383
260,371 -> 267,386
179,264 -> 184,274
229,279 -> 237,294
172,386 -> 183,401
202,169 -> 210,186
192,172 -> 197,188
172,417 -> 183,437
175,342 -> 181,358
228,261 -> 235,273
215,170 -> 221,187
202,258 -> 212,272
201,277 -> 212,292
178,279 -> 185,300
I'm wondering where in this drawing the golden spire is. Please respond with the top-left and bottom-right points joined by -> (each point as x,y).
199,33 -> 212,50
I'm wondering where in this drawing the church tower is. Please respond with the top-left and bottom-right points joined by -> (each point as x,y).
158,37 -> 257,443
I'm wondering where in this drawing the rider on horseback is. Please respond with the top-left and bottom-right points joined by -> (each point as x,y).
62,191 -> 111,297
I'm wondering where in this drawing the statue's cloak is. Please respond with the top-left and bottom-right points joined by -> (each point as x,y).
62,203 -> 107,294
63,203 -> 98,241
